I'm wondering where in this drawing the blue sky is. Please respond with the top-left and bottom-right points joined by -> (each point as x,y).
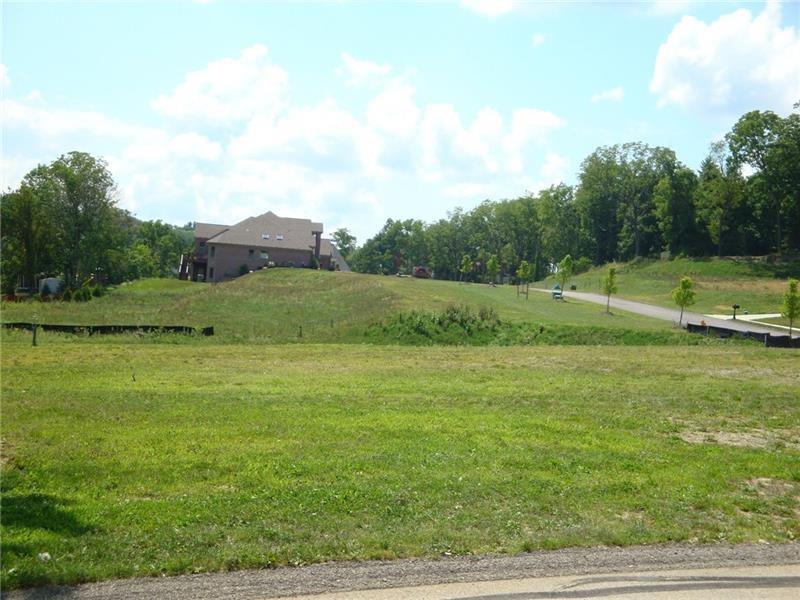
2,0 -> 798,242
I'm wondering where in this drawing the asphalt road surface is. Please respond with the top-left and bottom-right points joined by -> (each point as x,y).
532,288 -> 799,338
5,543 -> 798,600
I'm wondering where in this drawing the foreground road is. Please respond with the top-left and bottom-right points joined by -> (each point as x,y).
532,288 -> 799,338
282,565 -> 800,599
6,543 -> 798,600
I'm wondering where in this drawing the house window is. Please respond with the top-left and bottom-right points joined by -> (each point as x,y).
260,250 -> 269,259
262,233 -> 270,240
249,249 -> 254,258
276,234 -> 284,240
210,246 -> 216,258
209,267 -> 215,279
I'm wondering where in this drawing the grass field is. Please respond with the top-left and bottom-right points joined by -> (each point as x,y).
542,256 -> 800,316
1,269 -> 684,344
2,340 -> 798,588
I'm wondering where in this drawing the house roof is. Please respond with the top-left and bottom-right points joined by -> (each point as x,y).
194,222 -> 229,239
200,211 -> 325,252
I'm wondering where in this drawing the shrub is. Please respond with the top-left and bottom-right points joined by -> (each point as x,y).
238,264 -> 249,276
573,256 -> 593,275
62,289 -> 73,302
91,285 -> 104,297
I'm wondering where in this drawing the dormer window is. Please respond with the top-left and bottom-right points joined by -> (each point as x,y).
262,233 -> 270,240
276,234 -> 284,241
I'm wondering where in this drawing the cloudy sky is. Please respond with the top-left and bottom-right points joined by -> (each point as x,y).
2,0 -> 798,242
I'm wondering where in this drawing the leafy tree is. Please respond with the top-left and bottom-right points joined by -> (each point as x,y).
602,267 -> 618,314
783,278 -> 800,337
486,254 -> 499,284
654,166 -> 698,255
557,254 -> 573,292
671,276 -> 696,326
0,185 -> 58,293
22,152 -> 118,286
517,259 -> 533,299
694,142 -> 745,257
459,254 -> 473,282
332,228 -> 357,260
727,110 -> 789,253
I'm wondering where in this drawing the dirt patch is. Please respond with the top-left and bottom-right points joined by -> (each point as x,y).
745,478 -> 797,498
677,428 -> 800,451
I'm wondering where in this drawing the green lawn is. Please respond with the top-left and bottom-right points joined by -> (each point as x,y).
541,256 -> 800,316
1,269 -> 678,344
2,341 -> 798,588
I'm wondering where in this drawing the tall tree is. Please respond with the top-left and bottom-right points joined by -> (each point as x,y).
331,228 -> 357,260
727,110 -> 787,252
694,142 -> 745,257
654,166 -> 698,255
23,152 -> 118,286
0,185 -> 58,292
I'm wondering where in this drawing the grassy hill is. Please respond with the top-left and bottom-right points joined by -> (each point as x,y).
541,256 -> 800,316
1,268 -> 688,344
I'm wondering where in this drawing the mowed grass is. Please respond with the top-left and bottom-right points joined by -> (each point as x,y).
1,269 -> 676,343
2,341 -> 799,588
542,256 -> 800,316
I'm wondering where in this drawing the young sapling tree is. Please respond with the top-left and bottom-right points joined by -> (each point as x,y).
672,276 -> 696,326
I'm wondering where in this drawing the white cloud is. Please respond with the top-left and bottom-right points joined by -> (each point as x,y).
503,109 -> 565,173
2,98 -> 142,138
650,1 -> 800,113
336,53 -> 392,87
152,44 -> 288,122
366,80 -> 420,138
122,131 -> 221,165
590,86 -> 625,103
444,182 -> 492,198
460,0 -> 518,18
531,33 -> 546,47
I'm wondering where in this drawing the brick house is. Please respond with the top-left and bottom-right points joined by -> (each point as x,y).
181,211 -> 349,282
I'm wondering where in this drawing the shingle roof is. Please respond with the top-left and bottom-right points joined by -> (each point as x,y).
194,222 -> 229,239
202,211 -> 325,252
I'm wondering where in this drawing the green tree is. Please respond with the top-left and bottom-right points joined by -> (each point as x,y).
486,254 -> 499,284
459,254 -> 473,282
654,166 -> 698,255
557,254 -> 573,292
694,142 -> 745,257
23,152 -> 118,286
671,276 -> 696,326
782,278 -> 800,337
332,228 -> 357,260
0,185 -> 58,293
602,266 -> 618,314
517,259 -> 533,299
727,110 -> 789,253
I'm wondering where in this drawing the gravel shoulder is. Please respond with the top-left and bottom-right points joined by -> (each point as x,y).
5,543 -> 799,600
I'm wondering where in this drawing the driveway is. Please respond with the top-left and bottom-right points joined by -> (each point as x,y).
533,288 -> 798,338
5,543 -> 798,600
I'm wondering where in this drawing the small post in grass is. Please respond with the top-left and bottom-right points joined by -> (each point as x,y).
32,323 -> 38,347
732,304 -> 740,320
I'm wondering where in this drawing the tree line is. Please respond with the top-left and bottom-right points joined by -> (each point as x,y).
1,152 -> 193,294
348,108 -> 800,280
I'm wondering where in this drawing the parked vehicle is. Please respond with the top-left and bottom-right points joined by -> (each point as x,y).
412,266 -> 433,279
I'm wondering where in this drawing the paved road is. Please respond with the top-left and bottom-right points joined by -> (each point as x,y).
5,543 -> 798,600
281,565 -> 800,599
532,288 -> 799,338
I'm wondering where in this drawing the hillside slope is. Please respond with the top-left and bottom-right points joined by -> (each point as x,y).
1,269 -> 677,342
